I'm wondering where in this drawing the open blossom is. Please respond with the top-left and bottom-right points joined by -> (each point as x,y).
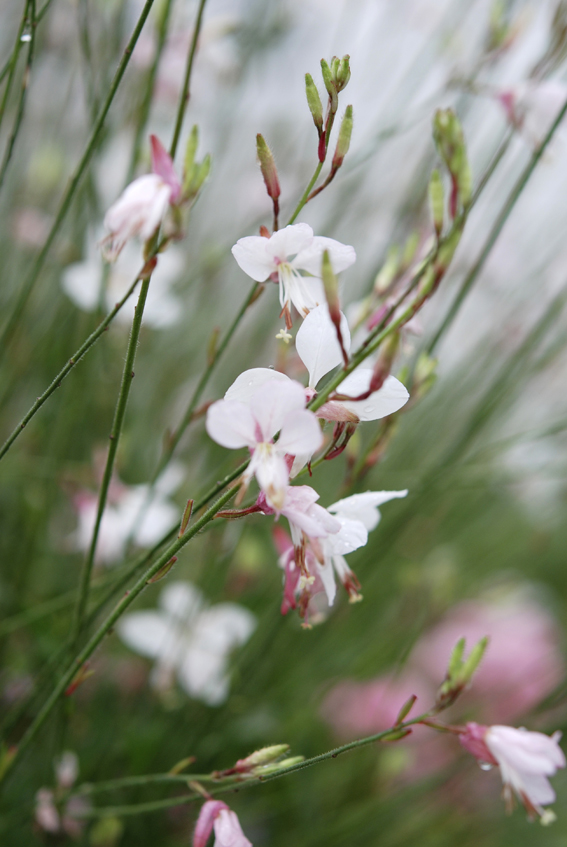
460,723 -> 565,819
117,581 -> 256,705
231,223 -> 355,321
206,378 -> 322,510
102,135 -> 181,260
194,800 -> 252,847
35,751 -> 90,837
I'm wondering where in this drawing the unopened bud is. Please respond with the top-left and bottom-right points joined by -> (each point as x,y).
374,245 -> 400,293
321,250 -> 341,324
183,125 -> 199,187
428,169 -> 444,237
256,134 -> 280,202
255,756 -> 304,776
436,636 -> 489,708
320,58 -> 338,110
207,326 -> 220,366
236,745 -> 290,771
305,73 -> 323,135
335,55 -> 351,91
381,727 -> 413,742
401,232 -> 419,269
147,555 -> 178,583
332,105 -> 353,170
394,693 -> 418,726
369,332 -> 399,393
432,109 -> 471,216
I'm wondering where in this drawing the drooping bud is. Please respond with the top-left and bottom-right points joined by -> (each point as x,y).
256,134 -> 281,202
305,73 -> 323,136
436,636 -> 489,709
332,105 -> 353,170
428,169 -> 444,238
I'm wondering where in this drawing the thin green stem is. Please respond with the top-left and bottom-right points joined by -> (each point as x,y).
0,0 -> 29,131
126,0 -> 176,183
77,772 -> 214,793
0,276 -> 140,462
286,161 -> 323,225
1,484 -> 238,787
427,97 -> 567,354
69,275 -> 151,646
0,0 -> 158,353
169,0 -> 208,159
0,0 -> 35,190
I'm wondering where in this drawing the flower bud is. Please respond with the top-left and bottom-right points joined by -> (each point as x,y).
235,744 -> 290,771
369,331 -> 399,393
428,169 -> 444,237
305,73 -> 323,136
436,636 -> 489,708
432,108 -> 471,216
320,59 -> 338,110
321,249 -> 341,325
335,55 -> 351,91
255,755 -> 304,776
332,105 -> 353,169
183,125 -> 199,187
256,134 -> 280,202
374,245 -> 400,294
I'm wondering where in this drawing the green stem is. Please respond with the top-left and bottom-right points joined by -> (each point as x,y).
0,0 -> 158,353
286,161 -> 323,225
1,484 -> 238,787
0,276 -> 141,463
0,0 -> 35,191
77,772 -> 215,793
0,0 -> 29,131
169,0 -> 208,159
427,97 -> 567,354
69,275 -> 152,647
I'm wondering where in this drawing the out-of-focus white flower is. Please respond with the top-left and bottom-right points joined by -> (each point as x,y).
71,464 -> 183,566
194,800 -> 252,847
499,81 -> 567,148
231,223 -> 355,321
102,135 -> 181,260
55,751 -> 79,790
460,722 -> 565,820
206,378 -> 322,511
117,581 -> 256,706
35,751 -> 89,837
62,238 -> 185,328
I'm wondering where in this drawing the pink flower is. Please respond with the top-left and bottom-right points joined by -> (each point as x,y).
194,800 -> 252,847
102,135 -> 181,260
460,722 -> 565,819
231,223 -> 355,321
206,380 -> 322,511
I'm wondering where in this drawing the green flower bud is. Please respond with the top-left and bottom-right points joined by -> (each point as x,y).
255,756 -> 305,776
335,55 -> 351,91
374,245 -> 400,293
321,249 -> 341,324
428,169 -> 444,237
237,745 -> 290,770
183,126 -> 199,190
332,105 -> 353,169
305,73 -> 323,135
256,134 -> 280,202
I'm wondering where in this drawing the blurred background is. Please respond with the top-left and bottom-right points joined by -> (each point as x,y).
2,0 -> 567,843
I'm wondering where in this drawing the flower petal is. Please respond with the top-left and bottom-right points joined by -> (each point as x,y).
293,235 -> 356,276
278,410 -> 323,456
224,368 -> 293,403
194,801 -> 229,847
206,399 -> 258,448
268,222 -> 313,260
150,135 -> 181,202
116,612 -> 174,659
249,379 -> 307,441
338,372 -> 409,421
296,304 -> 351,388
213,809 -> 253,847
324,517 -> 368,555
159,581 -> 204,620
328,490 -> 408,531
231,236 -> 278,281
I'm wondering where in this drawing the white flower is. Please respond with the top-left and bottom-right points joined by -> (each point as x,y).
62,237 -> 185,329
117,581 -> 256,706
206,378 -> 322,511
296,304 -> 410,422
231,223 -> 355,320
194,800 -> 253,847
460,722 -> 566,819
71,464 -> 183,566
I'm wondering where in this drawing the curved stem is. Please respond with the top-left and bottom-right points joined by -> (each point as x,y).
169,0 -> 208,159
0,0 -> 158,353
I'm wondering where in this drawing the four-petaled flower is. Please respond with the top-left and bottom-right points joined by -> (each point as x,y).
460,722 -> 565,821
102,135 -> 181,261
194,800 -> 252,847
231,223 -> 355,324
206,378 -> 322,511
116,581 -> 256,706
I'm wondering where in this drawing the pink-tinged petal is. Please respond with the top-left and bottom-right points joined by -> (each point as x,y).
296,305 -> 351,388
252,447 -> 290,511
328,490 -> 408,531
338,372 -> 409,421
249,379 -> 307,441
293,236 -> 356,276
225,368 -> 292,403
324,516 -> 368,556
316,400 -> 360,423
104,174 -> 172,248
268,222 -> 313,261
194,801 -> 229,847
213,808 -> 253,847
231,236 -> 278,281
206,400 -> 257,449
460,722 -> 497,765
284,500 -> 341,539
486,726 -> 566,774
278,410 -> 323,457
150,135 -> 181,202
273,525 -> 293,557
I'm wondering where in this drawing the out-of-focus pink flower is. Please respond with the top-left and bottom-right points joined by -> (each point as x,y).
460,722 -> 565,819
194,800 -> 252,847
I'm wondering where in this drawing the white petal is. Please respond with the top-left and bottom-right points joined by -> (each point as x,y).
328,490 -> 408,531
116,612 -> 174,659
284,272 -> 326,316
61,260 -> 102,311
159,581 -> 204,620
268,222 -> 313,260
487,726 -> 566,774
177,647 -> 229,705
278,410 -> 323,456
249,379 -> 307,441
231,236 -> 277,281
324,516 -> 368,555
293,236 -> 356,276
213,809 -> 253,847
224,368 -> 293,404
316,558 -> 337,606
206,399 -> 257,449
338,372 -> 409,421
252,446 -> 290,509
194,604 -> 257,652
296,305 -> 351,388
